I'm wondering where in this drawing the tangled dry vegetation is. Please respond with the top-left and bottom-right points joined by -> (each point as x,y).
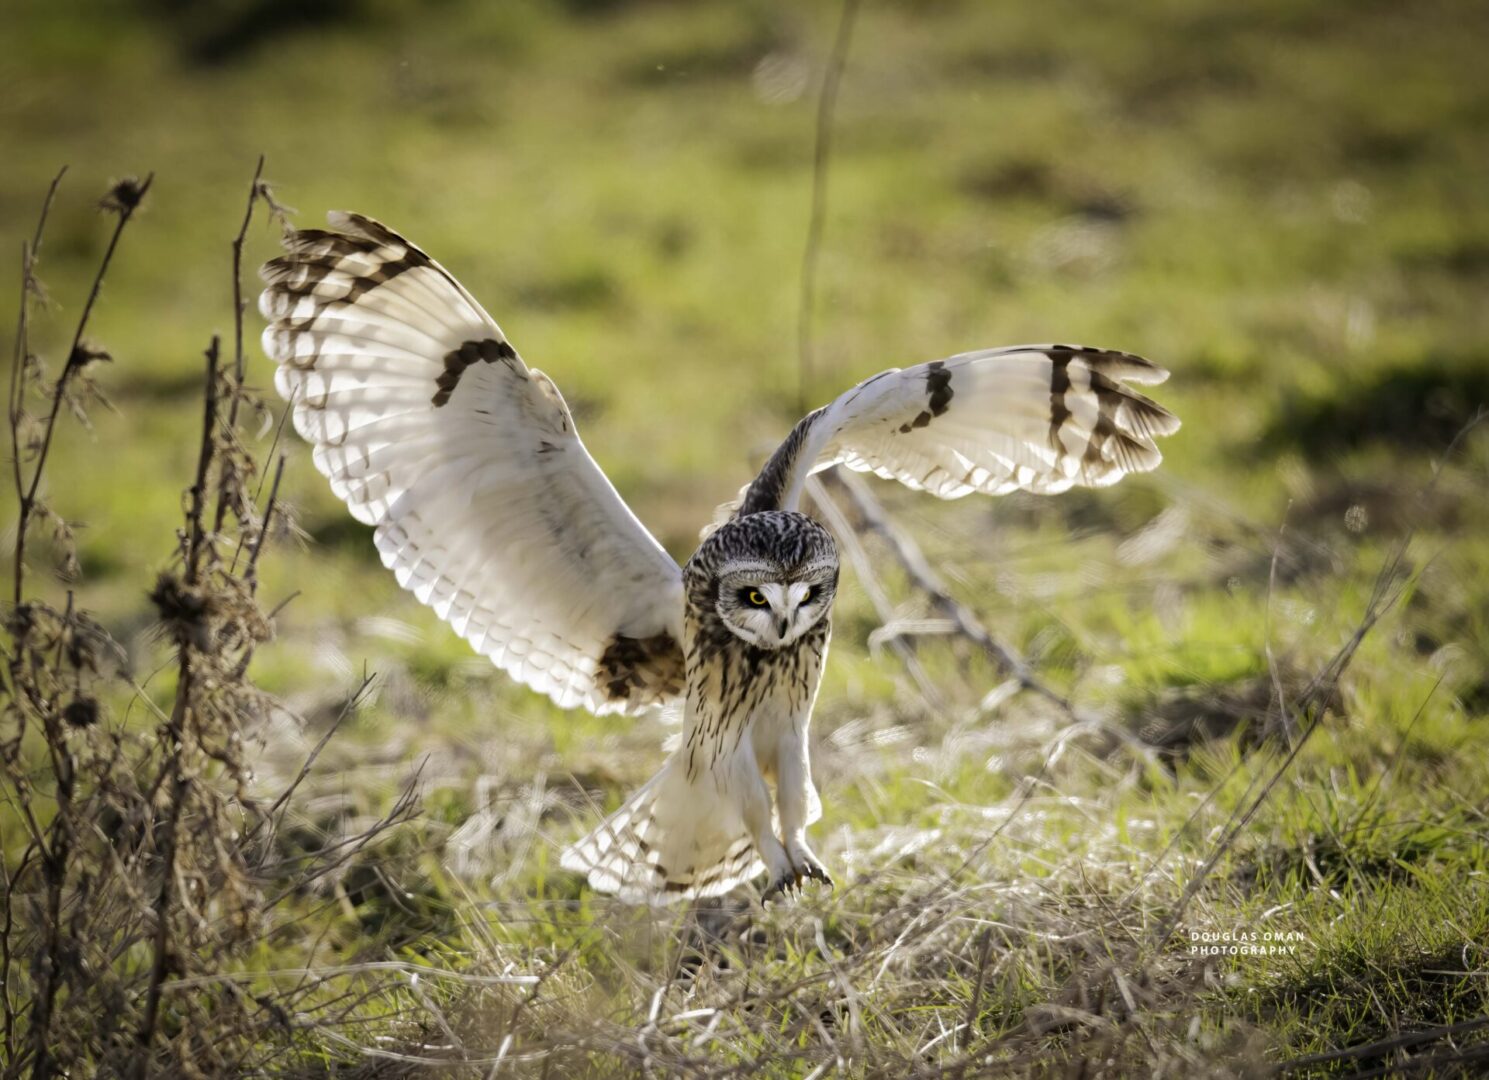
1,169 -> 428,1076
4,167 -> 1487,1079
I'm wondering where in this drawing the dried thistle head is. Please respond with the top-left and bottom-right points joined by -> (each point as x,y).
4,603 -> 36,642
150,572 -> 214,651
62,696 -> 99,729
67,340 -> 113,371
100,176 -> 149,214
255,178 -> 294,230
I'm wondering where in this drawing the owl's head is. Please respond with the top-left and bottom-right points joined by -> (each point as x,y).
694,511 -> 839,650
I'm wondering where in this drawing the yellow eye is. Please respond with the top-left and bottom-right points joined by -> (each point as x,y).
802,587 -> 816,604
745,589 -> 767,607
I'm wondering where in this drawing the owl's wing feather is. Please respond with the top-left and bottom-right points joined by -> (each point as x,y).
260,213 -> 685,715
732,345 -> 1179,522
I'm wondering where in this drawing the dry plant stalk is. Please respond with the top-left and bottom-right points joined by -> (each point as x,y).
0,165 -> 416,1078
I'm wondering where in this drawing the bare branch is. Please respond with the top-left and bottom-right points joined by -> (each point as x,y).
244,454 -> 285,584
134,337 -> 223,1076
796,0 -> 861,412
823,469 -> 1071,711
213,155 -> 267,540
12,172 -> 151,606
247,671 -> 376,858
805,474 -> 945,710
9,169 -> 67,609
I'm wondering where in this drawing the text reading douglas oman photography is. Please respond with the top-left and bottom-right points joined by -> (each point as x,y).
1189,930 -> 1307,957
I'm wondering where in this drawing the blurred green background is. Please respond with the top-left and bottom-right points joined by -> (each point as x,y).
6,0 -> 1487,660
4,0 -> 1489,1066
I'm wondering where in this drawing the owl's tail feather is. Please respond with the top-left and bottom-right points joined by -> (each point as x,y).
562,756 -> 763,904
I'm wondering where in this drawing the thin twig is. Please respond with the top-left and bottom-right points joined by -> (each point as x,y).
247,671 -> 376,856
30,595 -> 79,1080
231,159 -> 264,396
0,845 -> 31,1066
1,169 -> 66,1071
805,474 -> 944,709
825,469 -> 1070,710
185,337 -> 222,585
1340,1041 -> 1489,1080
135,336 -> 220,1075
262,772 -> 422,911
1275,1013 -> 1489,1074
229,403 -> 292,576
213,155 -> 266,540
8,169 -> 68,584
796,0 -> 861,413
14,173 -> 152,607
245,455 -> 285,584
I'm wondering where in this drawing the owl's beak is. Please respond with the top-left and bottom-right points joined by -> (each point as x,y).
776,615 -> 789,640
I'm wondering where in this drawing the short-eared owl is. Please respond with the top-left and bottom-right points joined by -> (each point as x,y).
259,213 -> 1179,902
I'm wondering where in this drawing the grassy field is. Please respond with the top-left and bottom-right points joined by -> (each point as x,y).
4,0 -> 1489,1074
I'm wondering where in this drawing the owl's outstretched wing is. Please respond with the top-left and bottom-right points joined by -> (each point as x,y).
260,213 -> 684,715
729,345 -> 1179,522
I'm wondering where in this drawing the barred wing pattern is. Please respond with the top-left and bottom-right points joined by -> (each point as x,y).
735,346 -> 1180,520
259,213 -> 685,715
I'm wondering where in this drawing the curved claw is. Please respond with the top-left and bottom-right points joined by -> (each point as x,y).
800,860 -> 834,888
763,871 -> 795,904
762,857 -> 834,904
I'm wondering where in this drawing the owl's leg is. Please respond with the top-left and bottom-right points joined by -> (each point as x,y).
776,722 -> 831,889
739,762 -> 796,900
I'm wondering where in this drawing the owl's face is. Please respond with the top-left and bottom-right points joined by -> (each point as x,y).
700,512 -> 839,651
716,562 -> 836,648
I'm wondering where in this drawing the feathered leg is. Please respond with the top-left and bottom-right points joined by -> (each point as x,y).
735,747 -> 795,901
776,719 -> 831,889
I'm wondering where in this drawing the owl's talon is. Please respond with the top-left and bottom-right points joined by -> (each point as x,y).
787,845 -> 833,890
761,855 -> 833,903
801,860 -> 833,888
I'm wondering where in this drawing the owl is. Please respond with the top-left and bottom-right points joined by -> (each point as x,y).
259,213 -> 1179,902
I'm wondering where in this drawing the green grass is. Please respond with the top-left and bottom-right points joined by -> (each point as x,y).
4,0 -> 1489,1074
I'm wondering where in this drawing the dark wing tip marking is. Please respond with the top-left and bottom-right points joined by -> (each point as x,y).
1042,346 -> 1178,477
926,359 -> 954,416
896,359 -> 956,434
261,217 -> 437,339
327,211 -> 437,261
1048,349 -> 1075,461
432,337 -> 518,407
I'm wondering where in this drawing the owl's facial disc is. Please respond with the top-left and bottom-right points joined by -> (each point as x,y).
716,559 -> 836,649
